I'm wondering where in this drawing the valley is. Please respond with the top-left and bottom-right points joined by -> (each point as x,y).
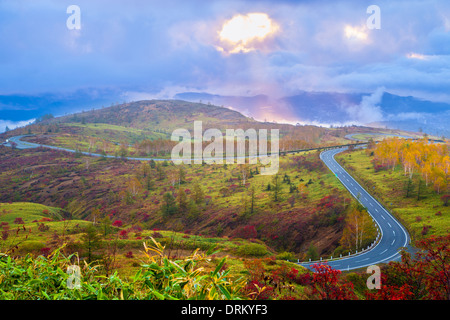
0,100 -> 448,300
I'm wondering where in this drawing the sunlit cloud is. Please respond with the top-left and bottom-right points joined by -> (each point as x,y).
216,13 -> 279,54
344,25 -> 368,41
406,52 -> 430,60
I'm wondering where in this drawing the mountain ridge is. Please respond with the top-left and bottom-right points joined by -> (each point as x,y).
2,88 -> 449,137
175,90 -> 450,137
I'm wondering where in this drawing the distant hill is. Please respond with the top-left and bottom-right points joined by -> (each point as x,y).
5,99 -> 381,151
3,88 -> 448,137
16,99 -> 425,149
51,99 -> 255,132
175,90 -> 450,137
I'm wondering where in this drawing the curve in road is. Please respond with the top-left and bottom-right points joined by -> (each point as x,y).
298,147 -> 411,271
3,135 -> 170,161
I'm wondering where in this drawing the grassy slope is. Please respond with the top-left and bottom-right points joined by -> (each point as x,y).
0,141 -> 356,260
0,202 -> 90,252
335,149 -> 449,240
0,201 -> 311,293
57,100 -> 254,132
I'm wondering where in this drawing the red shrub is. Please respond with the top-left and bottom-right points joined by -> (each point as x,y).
441,194 -> 450,206
243,280 -> 275,300
310,263 -> 357,300
119,229 -> 128,239
40,247 -> 52,257
421,225 -> 432,236
233,225 -> 257,239
14,217 -> 25,224
152,231 -> 163,238
112,220 -> 123,227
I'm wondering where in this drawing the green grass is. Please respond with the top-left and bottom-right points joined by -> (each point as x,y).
39,122 -> 169,155
67,122 -> 168,139
175,151 -> 348,213
0,202 -> 91,253
336,149 -> 449,240
0,202 -> 63,223
0,202 -> 279,274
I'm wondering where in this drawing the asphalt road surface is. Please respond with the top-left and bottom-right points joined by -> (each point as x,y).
2,135 -> 170,160
298,147 -> 411,271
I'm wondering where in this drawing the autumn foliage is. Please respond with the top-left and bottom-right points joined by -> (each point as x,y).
309,263 -> 357,300
373,138 -> 449,194
366,234 -> 450,300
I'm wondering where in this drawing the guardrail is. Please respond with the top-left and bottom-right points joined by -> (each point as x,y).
291,222 -> 381,268
279,142 -> 368,156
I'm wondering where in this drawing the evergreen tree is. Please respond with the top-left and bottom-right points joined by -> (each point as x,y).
156,163 -> 165,180
192,183 -> 205,205
405,178 -> 415,198
250,186 -> 256,214
101,217 -> 112,237
178,166 -> 186,184
306,244 -> 319,261
271,173 -> 281,202
161,192 -> 177,217
82,224 -> 102,264
177,188 -> 188,213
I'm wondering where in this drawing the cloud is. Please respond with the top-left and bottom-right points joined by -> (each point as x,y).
387,112 -> 428,121
216,13 -> 280,54
342,87 -> 385,124
406,52 -> 431,60
344,25 -> 369,41
0,119 -> 35,133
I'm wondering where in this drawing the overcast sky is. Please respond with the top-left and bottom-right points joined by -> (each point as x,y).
1,0 -> 450,104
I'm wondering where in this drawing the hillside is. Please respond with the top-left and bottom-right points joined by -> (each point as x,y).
53,100 -> 254,131
0,142 -> 360,258
2,99 -> 426,158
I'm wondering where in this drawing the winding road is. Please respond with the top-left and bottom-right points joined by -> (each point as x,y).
298,147 -> 411,271
3,135 -> 412,271
3,135 -> 170,160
